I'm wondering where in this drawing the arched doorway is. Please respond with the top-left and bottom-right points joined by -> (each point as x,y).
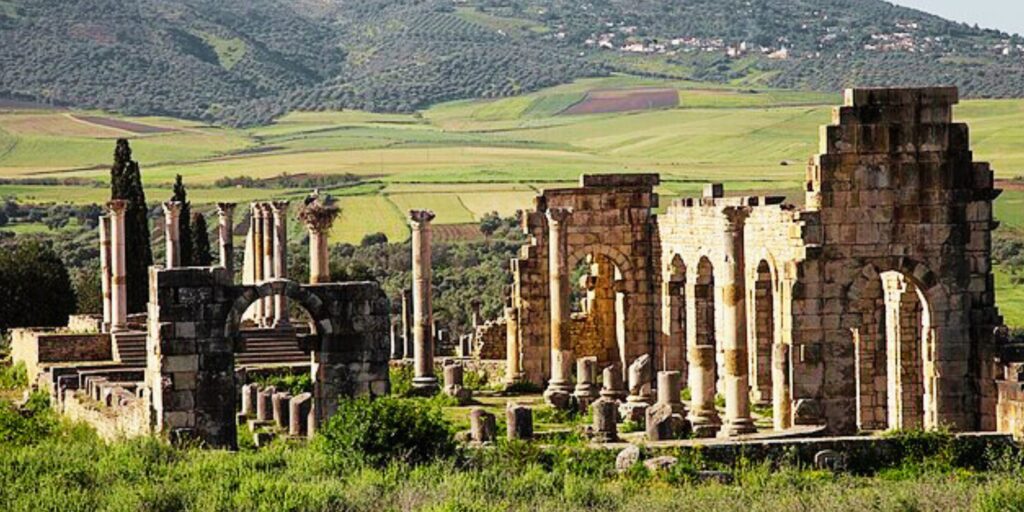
750,260 -> 775,406
852,268 -> 937,431
662,254 -> 687,375
566,251 -> 628,374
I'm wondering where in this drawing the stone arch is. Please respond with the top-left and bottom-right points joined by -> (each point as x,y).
224,278 -> 333,342
750,259 -> 776,406
566,245 -> 634,374
567,243 -> 635,281
846,260 -> 943,431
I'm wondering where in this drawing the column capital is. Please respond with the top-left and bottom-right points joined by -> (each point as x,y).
722,205 -> 751,229
216,202 -> 237,215
409,209 -> 436,226
162,201 -> 183,217
546,207 -> 572,225
107,199 -> 129,214
249,202 -> 264,218
299,202 -> 340,234
270,200 -> 290,216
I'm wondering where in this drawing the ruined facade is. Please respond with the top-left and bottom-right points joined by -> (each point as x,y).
505,87 -> 1005,435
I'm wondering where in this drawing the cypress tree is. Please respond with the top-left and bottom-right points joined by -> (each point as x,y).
171,175 -> 194,266
110,139 -> 153,314
191,211 -> 213,267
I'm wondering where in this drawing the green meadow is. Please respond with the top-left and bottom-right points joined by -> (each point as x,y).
1,76 -> 1022,320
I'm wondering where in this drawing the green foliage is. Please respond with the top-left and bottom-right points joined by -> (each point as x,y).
251,370 -> 312,395
0,393 -> 58,445
316,396 -> 456,469
360,232 -> 388,247
171,174 -> 194,267
190,211 -> 212,266
0,238 -> 77,331
0,361 -> 27,390
110,139 -> 153,313
619,420 -> 642,434
389,364 -> 414,396
503,381 -> 543,394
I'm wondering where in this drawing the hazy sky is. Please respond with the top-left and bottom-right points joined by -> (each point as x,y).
889,0 -> 1024,36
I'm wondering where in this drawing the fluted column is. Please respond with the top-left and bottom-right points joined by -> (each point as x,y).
99,215 -> 112,333
720,206 -> 755,437
299,200 -> 339,284
162,201 -> 183,268
216,203 -> 236,275
107,200 -> 129,332
544,208 -> 573,407
270,201 -> 290,328
504,305 -> 523,385
410,210 -> 438,392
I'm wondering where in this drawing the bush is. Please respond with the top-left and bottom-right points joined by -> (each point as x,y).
0,361 -> 27,390
316,396 -> 456,469
0,392 -> 58,445
0,239 -> 77,332
389,365 -> 414,396
251,370 -> 312,395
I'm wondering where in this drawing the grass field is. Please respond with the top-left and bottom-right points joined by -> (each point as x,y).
0,74 -> 1022,265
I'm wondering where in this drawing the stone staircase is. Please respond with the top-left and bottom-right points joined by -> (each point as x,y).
112,328 -> 308,368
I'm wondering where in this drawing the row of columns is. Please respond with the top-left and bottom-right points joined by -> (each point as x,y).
99,200 -> 128,333
243,202 -> 291,328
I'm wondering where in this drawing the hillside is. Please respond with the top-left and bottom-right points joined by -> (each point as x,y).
1,0 -> 1023,126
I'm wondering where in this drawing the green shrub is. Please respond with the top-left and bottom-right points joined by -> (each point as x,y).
0,392 -> 58,445
0,361 -> 27,390
316,396 -> 456,469
251,370 -> 311,395
389,365 -> 414,396
503,381 -> 542,394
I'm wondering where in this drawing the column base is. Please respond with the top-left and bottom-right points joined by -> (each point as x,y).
272,319 -> 293,331
718,417 -> 757,438
543,381 -> 573,409
411,376 -> 439,394
687,410 -> 721,438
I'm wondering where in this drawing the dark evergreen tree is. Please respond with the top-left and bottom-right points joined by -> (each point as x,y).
0,240 -> 77,332
110,139 -> 152,314
171,175 -> 193,266
190,211 -> 213,267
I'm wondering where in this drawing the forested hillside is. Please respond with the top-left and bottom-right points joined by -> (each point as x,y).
1,0 -> 1022,127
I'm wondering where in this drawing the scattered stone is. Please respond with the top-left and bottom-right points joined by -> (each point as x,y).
253,430 -> 275,448
814,449 -> 847,472
697,470 -> 734,484
643,455 -> 678,472
645,402 -> 690,441
615,445 -> 641,472
443,360 -> 472,404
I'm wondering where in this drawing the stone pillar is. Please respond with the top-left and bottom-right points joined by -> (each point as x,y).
442,359 -> 470,403
410,210 -> 439,392
591,398 -> 619,443
216,203 -> 236,275
772,342 -> 792,431
250,203 -> 266,323
99,215 -> 112,333
504,306 -> 523,385
720,207 -> 756,437
882,271 -> 908,431
299,201 -> 338,284
162,201 -> 183,268
573,356 -> 599,408
270,201 -> 290,328
240,383 -> 257,418
107,200 -> 128,332
390,322 -> 403,359
470,299 -> 482,328
260,203 -> 275,325
273,391 -> 292,429
402,289 -> 414,360
257,386 -> 275,422
600,364 -> 627,401
657,370 -> 685,415
506,403 -> 533,440
289,393 -> 313,438
470,408 -> 497,444
544,208 -> 573,408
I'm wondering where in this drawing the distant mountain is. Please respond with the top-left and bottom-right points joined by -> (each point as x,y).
1,0 -> 1021,126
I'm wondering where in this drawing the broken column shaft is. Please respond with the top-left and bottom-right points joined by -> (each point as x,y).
410,210 -> 439,392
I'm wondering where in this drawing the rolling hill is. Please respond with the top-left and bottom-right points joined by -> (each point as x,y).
1,0 -> 1023,127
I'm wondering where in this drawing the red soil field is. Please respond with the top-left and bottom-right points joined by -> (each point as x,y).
432,223 -> 486,243
560,88 -> 679,115
72,115 -> 176,134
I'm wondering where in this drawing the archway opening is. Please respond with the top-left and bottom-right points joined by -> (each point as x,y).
567,252 -> 626,373
662,255 -> 687,374
695,257 -> 716,380
751,260 -> 774,406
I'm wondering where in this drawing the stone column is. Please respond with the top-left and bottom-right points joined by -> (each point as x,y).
299,202 -> 338,284
543,208 -> 573,408
410,210 -> 438,392
686,276 -> 720,437
470,299 -> 482,328
250,203 -> 266,323
99,215 -> 112,333
162,201 -> 183,268
720,207 -> 756,437
216,203 -> 236,275
402,289 -> 414,359
504,306 -> 523,384
270,201 -> 290,328
260,203 -> 275,325
107,200 -> 128,332
882,271 -> 908,431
